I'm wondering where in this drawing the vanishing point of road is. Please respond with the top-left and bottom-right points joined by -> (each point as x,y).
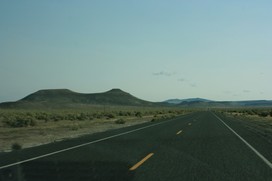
0,111 -> 272,181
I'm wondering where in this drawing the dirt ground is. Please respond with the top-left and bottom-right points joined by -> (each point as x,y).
0,116 -> 154,152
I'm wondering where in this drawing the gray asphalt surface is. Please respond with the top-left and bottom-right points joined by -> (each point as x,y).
0,111 -> 272,181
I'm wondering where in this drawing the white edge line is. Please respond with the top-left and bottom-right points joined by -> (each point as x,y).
212,112 -> 272,169
0,116 -> 184,170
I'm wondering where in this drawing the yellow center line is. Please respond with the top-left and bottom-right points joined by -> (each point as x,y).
129,153 -> 154,171
176,130 -> 183,135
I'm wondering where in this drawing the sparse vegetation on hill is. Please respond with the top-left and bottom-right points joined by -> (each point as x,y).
0,89 -> 157,109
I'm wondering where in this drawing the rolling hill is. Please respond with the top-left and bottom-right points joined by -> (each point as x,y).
0,89 -> 155,109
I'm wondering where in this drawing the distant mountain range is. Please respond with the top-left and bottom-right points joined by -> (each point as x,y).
0,89 -> 271,109
164,98 -> 272,108
164,98 -> 213,104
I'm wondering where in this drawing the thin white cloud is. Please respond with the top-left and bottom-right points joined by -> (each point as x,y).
243,90 -> 251,93
153,71 -> 175,76
190,83 -> 197,87
224,91 -> 232,94
177,78 -> 185,82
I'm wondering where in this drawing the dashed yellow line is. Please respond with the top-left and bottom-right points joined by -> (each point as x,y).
176,130 -> 183,135
129,153 -> 154,171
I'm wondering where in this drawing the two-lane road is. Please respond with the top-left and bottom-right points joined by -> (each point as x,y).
1,111 -> 272,181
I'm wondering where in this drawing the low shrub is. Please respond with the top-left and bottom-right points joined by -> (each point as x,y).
105,113 -> 115,119
151,118 -> 156,122
115,119 -> 126,124
11,143 -> 22,151
258,111 -> 269,117
118,111 -> 127,116
51,114 -> 65,122
135,111 -> 142,118
4,116 -> 37,128
69,124 -> 81,131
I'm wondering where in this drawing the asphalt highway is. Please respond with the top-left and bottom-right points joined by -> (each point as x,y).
0,111 -> 272,181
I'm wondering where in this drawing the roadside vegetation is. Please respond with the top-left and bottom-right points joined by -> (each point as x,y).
0,107 -> 191,152
0,108 -> 186,128
221,108 -> 272,118
219,108 -> 272,144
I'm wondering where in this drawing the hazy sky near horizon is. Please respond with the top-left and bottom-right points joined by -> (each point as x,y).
1,0 -> 272,102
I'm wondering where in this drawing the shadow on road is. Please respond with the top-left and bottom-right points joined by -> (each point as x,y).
0,160 -> 134,181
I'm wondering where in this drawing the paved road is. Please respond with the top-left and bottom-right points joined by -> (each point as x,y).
0,111 -> 272,181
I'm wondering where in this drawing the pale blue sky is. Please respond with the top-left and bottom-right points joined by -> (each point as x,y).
1,0 -> 271,102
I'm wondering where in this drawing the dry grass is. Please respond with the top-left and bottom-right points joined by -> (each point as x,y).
0,107 -> 189,152
0,114 -> 176,152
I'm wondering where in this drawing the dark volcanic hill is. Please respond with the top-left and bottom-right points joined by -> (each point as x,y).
0,89 -> 155,109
